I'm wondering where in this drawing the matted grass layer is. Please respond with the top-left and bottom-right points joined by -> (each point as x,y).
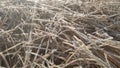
0,0 -> 120,68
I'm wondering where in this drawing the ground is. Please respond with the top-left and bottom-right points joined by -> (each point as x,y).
0,0 -> 120,68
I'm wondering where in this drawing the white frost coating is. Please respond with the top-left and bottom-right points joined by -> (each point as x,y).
27,0 -> 39,2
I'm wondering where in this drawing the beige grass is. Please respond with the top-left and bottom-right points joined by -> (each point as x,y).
0,0 -> 120,68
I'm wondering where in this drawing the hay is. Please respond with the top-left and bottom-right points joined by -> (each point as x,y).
0,0 -> 120,68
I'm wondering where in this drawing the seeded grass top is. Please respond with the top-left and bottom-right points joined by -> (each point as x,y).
0,0 -> 120,68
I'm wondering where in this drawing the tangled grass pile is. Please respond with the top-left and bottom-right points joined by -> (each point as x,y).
0,0 -> 120,68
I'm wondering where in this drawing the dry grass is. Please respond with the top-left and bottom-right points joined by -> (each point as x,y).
0,0 -> 120,68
